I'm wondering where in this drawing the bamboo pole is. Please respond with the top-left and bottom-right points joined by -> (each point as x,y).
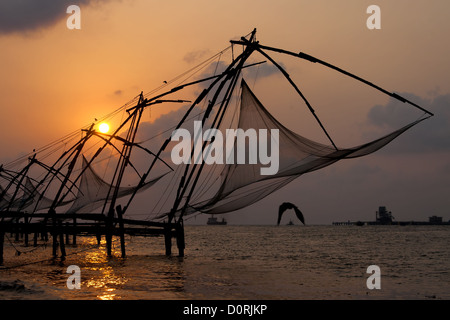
72,216 -> 77,246
164,223 -> 172,256
176,221 -> 185,257
59,220 -> 66,259
106,212 -> 113,257
24,214 -> 29,247
14,218 -> 19,241
116,205 -> 126,258
51,210 -> 58,257
65,222 -> 70,245
0,227 -> 4,265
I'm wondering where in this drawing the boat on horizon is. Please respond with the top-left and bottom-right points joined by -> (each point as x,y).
207,215 -> 227,225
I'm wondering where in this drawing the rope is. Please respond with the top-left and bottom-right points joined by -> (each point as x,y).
3,233 -> 46,256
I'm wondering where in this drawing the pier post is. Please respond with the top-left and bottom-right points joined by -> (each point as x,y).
51,210 -> 58,257
72,216 -> 77,246
116,205 -> 126,258
176,220 -> 185,257
33,232 -> 38,247
164,223 -> 172,256
96,230 -> 101,246
59,221 -> 66,259
65,222 -> 70,245
24,214 -> 29,247
0,227 -> 4,265
106,232 -> 112,256
14,218 -> 19,242
106,209 -> 113,257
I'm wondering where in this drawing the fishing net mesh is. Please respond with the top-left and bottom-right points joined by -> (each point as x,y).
183,79 -> 426,215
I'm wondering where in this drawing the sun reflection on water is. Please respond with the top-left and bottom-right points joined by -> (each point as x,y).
47,236 -> 190,299
80,238 -> 128,300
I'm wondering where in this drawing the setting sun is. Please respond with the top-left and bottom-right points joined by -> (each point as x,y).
98,123 -> 110,134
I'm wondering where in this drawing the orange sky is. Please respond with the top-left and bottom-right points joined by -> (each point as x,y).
1,0 -> 449,223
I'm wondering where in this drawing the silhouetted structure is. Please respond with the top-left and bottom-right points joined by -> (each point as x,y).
207,215 -> 227,225
332,206 -> 449,226
376,206 -> 394,224
0,29 -> 434,264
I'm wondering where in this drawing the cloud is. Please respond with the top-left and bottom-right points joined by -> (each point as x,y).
0,0 -> 109,35
190,58 -> 284,94
136,105 -> 191,143
368,92 -> 429,129
367,93 -> 450,153
131,105 -> 192,169
183,50 -> 211,64
245,60 -> 285,79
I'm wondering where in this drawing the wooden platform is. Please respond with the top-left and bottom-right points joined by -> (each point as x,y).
0,209 -> 185,265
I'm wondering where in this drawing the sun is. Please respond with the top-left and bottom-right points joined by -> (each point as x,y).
98,123 -> 110,134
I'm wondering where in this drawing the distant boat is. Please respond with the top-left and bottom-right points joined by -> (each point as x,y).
207,215 -> 227,225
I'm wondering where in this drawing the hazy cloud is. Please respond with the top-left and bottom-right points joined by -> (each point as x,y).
0,0 -> 109,35
368,93 -> 428,128
245,60 -> 285,79
136,105 -> 190,143
367,93 -> 450,153
195,59 -> 284,87
183,50 -> 211,64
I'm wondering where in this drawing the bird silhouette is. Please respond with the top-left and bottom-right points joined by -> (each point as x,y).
278,202 -> 305,225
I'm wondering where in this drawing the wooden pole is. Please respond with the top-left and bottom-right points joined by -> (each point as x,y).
24,214 -> 29,247
106,212 -> 113,257
72,216 -> 77,246
116,206 -> 126,258
0,227 -> 4,265
176,221 -> 185,257
59,221 -> 66,259
65,222 -> 70,245
51,210 -> 58,257
164,223 -> 172,256
96,227 -> 101,246
14,218 -> 19,241
42,230 -> 48,241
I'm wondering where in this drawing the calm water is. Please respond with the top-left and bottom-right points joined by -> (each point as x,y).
0,225 -> 449,300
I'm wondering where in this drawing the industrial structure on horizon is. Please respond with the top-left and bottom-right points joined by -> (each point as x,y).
332,206 -> 449,226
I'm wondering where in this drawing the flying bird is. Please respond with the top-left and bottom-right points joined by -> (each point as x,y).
278,202 -> 305,225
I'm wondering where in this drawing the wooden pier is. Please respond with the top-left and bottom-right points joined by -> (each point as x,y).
0,207 -> 185,265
